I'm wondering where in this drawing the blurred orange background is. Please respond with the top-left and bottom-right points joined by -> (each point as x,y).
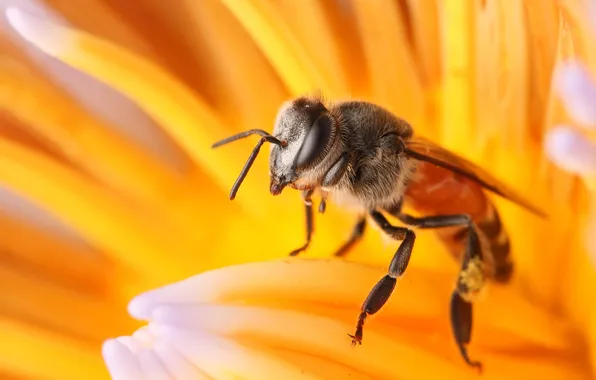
0,1 -> 595,379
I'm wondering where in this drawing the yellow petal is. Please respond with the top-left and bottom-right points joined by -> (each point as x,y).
5,7 -> 273,217
441,0 -> 476,151
45,0 -> 156,60
267,0 -> 351,95
0,57 -> 187,207
0,136 -> 188,286
524,0 -> 559,140
0,318 -> 107,380
0,211 -> 111,294
180,0 -> 289,131
475,0 -> 529,151
350,0 -> 426,128
217,0 -> 336,97
0,56 -> 232,257
0,262 -> 135,343
406,0 -> 441,89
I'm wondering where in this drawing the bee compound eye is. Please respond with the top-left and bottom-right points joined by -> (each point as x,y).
295,114 -> 333,168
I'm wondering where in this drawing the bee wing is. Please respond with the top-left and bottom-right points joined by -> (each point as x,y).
404,136 -> 547,217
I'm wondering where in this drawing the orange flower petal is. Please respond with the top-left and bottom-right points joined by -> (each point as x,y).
0,136 -> 187,286
0,318 -> 107,380
5,6 -> 273,217
440,0 -> 476,150
108,259 -> 590,379
217,0 -> 335,97
349,0 -> 426,127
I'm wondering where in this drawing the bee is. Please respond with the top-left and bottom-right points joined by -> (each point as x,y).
212,96 -> 545,371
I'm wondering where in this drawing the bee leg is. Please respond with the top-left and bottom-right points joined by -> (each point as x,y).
318,190 -> 329,214
289,189 -> 314,256
450,291 -> 483,372
321,152 -> 350,187
388,206 -> 484,371
333,217 -> 367,257
349,210 -> 415,345
450,223 -> 485,372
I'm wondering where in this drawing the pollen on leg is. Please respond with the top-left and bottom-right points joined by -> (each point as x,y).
458,256 -> 486,302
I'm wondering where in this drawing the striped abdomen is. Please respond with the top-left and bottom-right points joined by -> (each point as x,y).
402,160 -> 513,283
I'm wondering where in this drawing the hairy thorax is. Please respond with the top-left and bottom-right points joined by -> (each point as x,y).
325,157 -> 417,213
319,100 -> 416,213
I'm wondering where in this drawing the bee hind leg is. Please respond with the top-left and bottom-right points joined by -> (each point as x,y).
450,223 -> 485,372
450,291 -> 483,372
349,210 -> 415,344
388,204 -> 485,371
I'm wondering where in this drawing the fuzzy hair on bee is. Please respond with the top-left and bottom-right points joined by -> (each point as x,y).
211,95 -> 546,372
268,96 -> 417,212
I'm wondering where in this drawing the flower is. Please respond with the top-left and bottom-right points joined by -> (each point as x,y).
1,1 -> 596,380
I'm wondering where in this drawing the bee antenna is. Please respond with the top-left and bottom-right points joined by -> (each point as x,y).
211,129 -> 285,148
211,129 -> 287,200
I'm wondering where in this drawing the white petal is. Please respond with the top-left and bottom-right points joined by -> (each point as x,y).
137,348 -> 173,380
554,62 -> 596,127
132,325 -> 157,347
128,259 -> 368,320
116,336 -> 140,352
590,0 -> 596,36
102,339 -> 145,380
4,6 -> 69,55
545,126 -> 596,175
152,340 -> 210,380
151,324 -> 319,380
127,261 -> 271,319
4,6 -> 188,170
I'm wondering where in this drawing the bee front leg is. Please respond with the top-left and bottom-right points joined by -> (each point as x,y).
318,189 -> 328,214
349,210 -> 415,345
289,189 -> 314,256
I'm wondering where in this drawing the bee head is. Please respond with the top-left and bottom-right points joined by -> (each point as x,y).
268,96 -> 339,195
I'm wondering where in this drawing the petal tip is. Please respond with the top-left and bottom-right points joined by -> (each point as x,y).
127,294 -> 153,320
102,339 -> 145,380
545,126 -> 596,176
101,339 -> 122,360
554,62 -> 596,128
4,6 -> 69,56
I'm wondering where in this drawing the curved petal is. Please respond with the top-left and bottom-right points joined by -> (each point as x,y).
0,58 -> 189,205
439,0 -> 476,149
545,125 -> 596,177
349,0 -> 426,127
0,137 -> 189,285
0,318 -> 108,380
475,0 -> 529,151
115,259 -> 590,380
554,61 -> 596,127
4,6 -> 273,216
217,0 -> 335,97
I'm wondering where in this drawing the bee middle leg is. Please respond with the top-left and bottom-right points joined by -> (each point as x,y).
390,206 -> 484,371
349,210 -> 415,345
289,189 -> 314,256
333,217 -> 367,258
